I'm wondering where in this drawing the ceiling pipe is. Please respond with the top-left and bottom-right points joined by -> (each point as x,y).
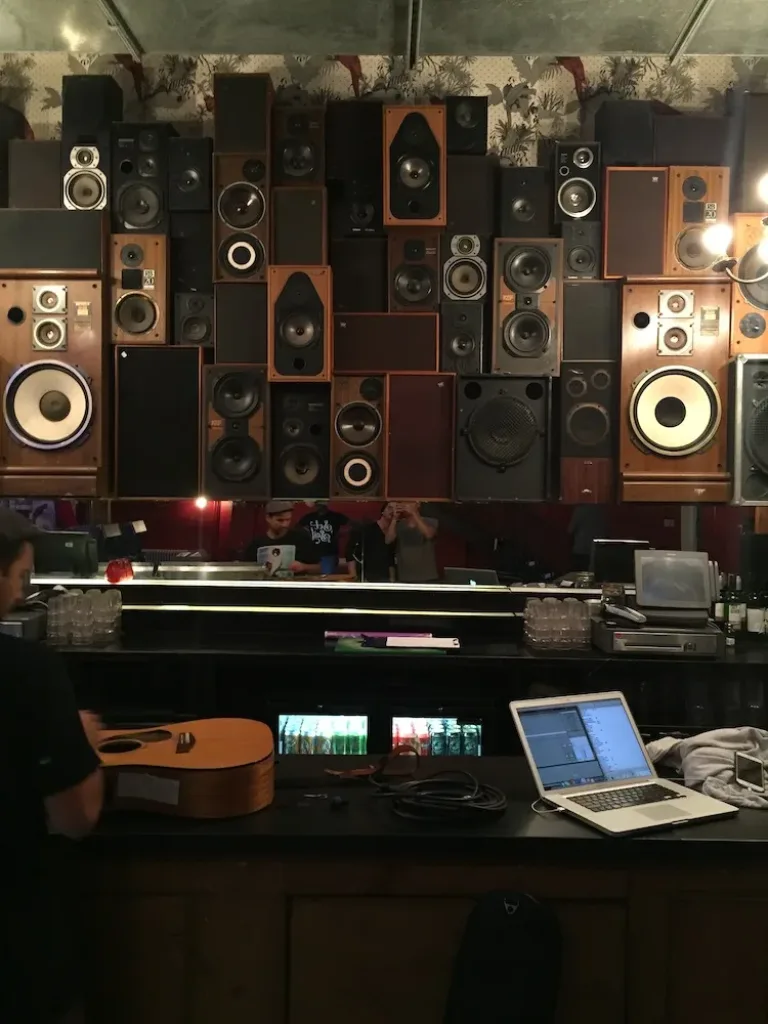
667,0 -> 718,64
94,0 -> 144,60
407,0 -> 424,70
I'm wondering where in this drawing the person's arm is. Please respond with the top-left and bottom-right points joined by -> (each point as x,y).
409,508 -> 437,540
31,654 -> 103,839
384,516 -> 398,545
344,527 -> 360,579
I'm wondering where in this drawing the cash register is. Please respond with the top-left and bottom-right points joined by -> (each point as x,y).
592,549 -> 724,657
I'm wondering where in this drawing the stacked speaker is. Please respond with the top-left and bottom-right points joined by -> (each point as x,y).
1,75 -> 768,505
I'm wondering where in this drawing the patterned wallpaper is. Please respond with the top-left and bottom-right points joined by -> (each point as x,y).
4,51 -> 768,163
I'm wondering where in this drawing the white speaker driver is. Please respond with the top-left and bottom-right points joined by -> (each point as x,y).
342,456 -> 374,490
629,365 -> 720,458
3,361 -> 93,450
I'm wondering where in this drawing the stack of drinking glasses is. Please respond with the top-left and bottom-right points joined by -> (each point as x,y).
46,589 -> 122,647
523,596 -> 591,651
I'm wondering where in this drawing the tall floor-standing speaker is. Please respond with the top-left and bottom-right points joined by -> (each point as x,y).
270,381 -> 331,499
730,354 -> 768,504
454,376 -> 553,501
115,346 -> 201,498
202,365 -> 269,499
387,373 -> 454,501
61,74 -> 122,212
110,123 -> 172,234
559,361 -> 617,504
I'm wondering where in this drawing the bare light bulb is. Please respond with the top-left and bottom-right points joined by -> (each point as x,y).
757,236 -> 768,264
757,173 -> 768,206
702,223 -> 732,256
194,497 -> 208,510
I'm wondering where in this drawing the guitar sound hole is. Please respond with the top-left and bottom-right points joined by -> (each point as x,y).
98,738 -> 143,754
129,729 -> 173,742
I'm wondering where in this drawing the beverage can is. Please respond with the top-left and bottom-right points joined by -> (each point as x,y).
430,720 -> 446,756
447,723 -> 462,756
462,724 -> 480,757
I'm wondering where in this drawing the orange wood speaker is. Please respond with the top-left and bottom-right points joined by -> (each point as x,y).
268,266 -> 332,382
663,166 -> 730,278
383,105 -> 446,228
98,718 -> 275,819
331,374 -> 387,499
214,154 -> 270,283
0,278 -> 107,497
560,457 -> 614,505
492,238 -> 563,377
730,213 -> 768,355
386,372 -> 455,501
110,234 -> 168,344
620,283 -> 731,502
387,229 -> 440,312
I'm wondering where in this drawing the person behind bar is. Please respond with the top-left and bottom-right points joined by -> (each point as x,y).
0,508 -> 104,1024
243,500 -> 320,574
346,503 -> 396,582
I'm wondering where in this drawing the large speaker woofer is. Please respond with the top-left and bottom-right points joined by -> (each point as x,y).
566,403 -> 610,447
335,402 -> 381,447
502,309 -> 551,357
443,256 -> 486,300
398,155 -> 431,190
211,436 -> 261,483
218,234 -> 265,277
115,293 -> 158,335
465,395 -> 539,468
63,168 -> 107,211
280,444 -> 321,487
212,372 -> 260,419
118,182 -> 162,230
337,452 -> 378,492
738,246 -> 768,311
629,365 -> 720,457
217,182 -> 266,229
280,312 -> 319,349
281,141 -> 316,179
556,177 -> 596,219
675,227 -> 713,271
393,264 -> 434,304
504,247 -> 551,292
745,395 -> 768,476
3,361 -> 93,450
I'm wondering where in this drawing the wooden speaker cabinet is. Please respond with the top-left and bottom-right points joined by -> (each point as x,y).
214,154 -> 270,284
387,229 -> 440,312
267,266 -> 332,382
386,372 -> 454,501
333,313 -> 439,374
663,166 -> 730,278
0,278 -> 107,496
331,375 -> 387,499
604,168 -> 668,280
110,234 -> 168,344
383,106 -> 446,228
202,364 -> 269,499
620,283 -> 731,502
730,213 -> 768,355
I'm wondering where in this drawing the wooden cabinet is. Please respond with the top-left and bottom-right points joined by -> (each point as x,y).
560,456 -> 614,503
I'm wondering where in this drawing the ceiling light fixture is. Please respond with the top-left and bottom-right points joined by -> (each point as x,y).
703,216 -> 768,286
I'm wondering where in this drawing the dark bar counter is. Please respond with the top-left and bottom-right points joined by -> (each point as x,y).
82,756 -> 768,1024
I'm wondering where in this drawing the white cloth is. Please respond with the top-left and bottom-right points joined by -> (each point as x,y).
647,727 -> 768,808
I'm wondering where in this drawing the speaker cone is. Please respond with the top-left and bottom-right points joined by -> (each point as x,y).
746,395 -> 768,475
280,313 -> 318,349
504,248 -> 551,292
212,372 -> 260,418
219,234 -> 265,276
465,395 -> 539,468
33,318 -> 66,350
739,246 -> 768,311
337,453 -> 378,492
64,168 -> 106,211
218,182 -> 265,229
118,183 -> 162,230
450,333 -> 476,359
393,265 -> 434,304
3,361 -> 92,450
280,445 -> 321,487
675,227 -> 713,271
177,167 -> 202,194
115,293 -> 158,335
181,314 -> 211,344
567,245 -> 596,275
511,197 -> 535,223
335,402 -> 381,447
281,141 -> 316,179
566,403 -> 610,447
211,436 -> 261,483
502,310 -> 551,357
398,156 -> 431,190
629,365 -> 720,457
444,257 -> 486,300
454,100 -> 478,129
557,178 -> 596,219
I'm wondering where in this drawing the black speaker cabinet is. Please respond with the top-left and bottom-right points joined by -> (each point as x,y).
272,186 -> 326,265
554,141 -> 601,223
455,375 -> 553,501
561,221 -> 601,280
330,238 -> 387,313
214,283 -> 267,364
169,136 -> 212,213
445,96 -> 488,155
9,141 -> 61,209
730,354 -> 768,504
326,101 -> 384,239
441,233 -> 489,302
175,292 -> 213,346
203,364 -> 269,498
560,361 -> 616,459
270,381 -> 331,499
110,123 -> 172,234
440,301 -> 485,374
170,212 -> 213,293
61,74 -> 122,213
272,106 -> 325,186
498,167 -> 554,238
562,281 -> 621,361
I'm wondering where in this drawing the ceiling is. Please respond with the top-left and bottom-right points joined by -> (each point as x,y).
7,0 -> 768,58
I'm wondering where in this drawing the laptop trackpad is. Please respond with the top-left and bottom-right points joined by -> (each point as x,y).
637,804 -> 692,822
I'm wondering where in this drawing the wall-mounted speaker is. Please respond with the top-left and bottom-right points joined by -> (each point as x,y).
110,234 -> 168,345
272,186 -> 326,266
203,364 -> 269,499
383,105 -> 446,227
559,361 -> 616,504
445,96 -> 488,155
174,292 -> 213,346
331,375 -> 386,499
110,123 -> 172,234
563,281 -> 621,361
561,221 -> 601,280
0,210 -> 106,277
10,141 -> 61,209
729,214 -> 768,355
498,167 -> 554,239
267,266 -> 332,381
554,141 -> 601,223
454,375 -> 553,502
214,283 -> 267,364
663,166 -> 730,278
170,212 -> 212,293
213,73 -> 273,155
730,354 -> 768,504
270,381 -> 331,499
61,74 -> 122,213
388,230 -> 440,312
330,238 -> 387,313
333,313 -> 438,374
272,106 -> 325,186
168,136 -> 212,213
440,301 -> 485,374
214,154 -> 270,283
387,373 -> 454,501
492,238 -> 563,376
441,233 -> 488,302
446,155 -> 496,236
603,167 -> 668,279
325,100 -> 383,238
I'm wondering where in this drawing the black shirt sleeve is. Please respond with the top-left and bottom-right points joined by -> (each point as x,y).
292,528 -> 318,565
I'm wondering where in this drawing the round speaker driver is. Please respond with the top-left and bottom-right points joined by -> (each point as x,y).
64,168 -> 106,210
115,293 -> 158,335
118,183 -> 161,230
3,361 -> 92,450
629,365 -> 720,457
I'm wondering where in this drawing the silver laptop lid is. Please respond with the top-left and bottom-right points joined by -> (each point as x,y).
510,692 -> 656,797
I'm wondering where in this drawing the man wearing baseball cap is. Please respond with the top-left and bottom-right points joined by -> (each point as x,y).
243,501 -> 320,573
0,507 -> 104,1021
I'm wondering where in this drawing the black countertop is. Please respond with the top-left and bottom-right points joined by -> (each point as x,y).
88,756 -> 767,862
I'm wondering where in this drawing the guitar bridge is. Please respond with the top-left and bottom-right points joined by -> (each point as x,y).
176,731 -> 196,754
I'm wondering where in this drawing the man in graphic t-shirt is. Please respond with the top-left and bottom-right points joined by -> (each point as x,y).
298,501 -> 349,562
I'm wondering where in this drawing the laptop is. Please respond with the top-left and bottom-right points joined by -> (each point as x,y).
444,567 -> 500,586
510,691 -> 737,835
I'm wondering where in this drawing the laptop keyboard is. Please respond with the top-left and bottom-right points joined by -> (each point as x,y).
568,783 -> 684,814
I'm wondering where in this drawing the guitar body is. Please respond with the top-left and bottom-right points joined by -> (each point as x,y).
98,718 -> 275,819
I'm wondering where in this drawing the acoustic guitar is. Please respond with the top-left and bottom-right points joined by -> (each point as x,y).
97,718 -> 275,819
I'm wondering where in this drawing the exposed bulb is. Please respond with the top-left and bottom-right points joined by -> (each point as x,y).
702,223 -> 732,256
757,173 -> 768,205
757,236 -> 768,264
194,497 -> 208,510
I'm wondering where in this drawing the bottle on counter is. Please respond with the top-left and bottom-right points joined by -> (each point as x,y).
747,588 -> 766,641
735,576 -> 748,633
723,575 -> 739,648
713,572 -> 726,626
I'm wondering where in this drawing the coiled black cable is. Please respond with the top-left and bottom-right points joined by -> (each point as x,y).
371,768 -> 508,824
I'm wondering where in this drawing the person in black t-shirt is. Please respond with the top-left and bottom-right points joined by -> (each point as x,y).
345,504 -> 396,582
0,508 -> 104,1023
297,501 -> 349,561
242,501 -> 320,573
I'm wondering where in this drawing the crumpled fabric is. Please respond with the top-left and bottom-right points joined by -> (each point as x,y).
647,727 -> 768,808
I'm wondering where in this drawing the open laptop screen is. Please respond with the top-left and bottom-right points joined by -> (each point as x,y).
517,697 -> 653,791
